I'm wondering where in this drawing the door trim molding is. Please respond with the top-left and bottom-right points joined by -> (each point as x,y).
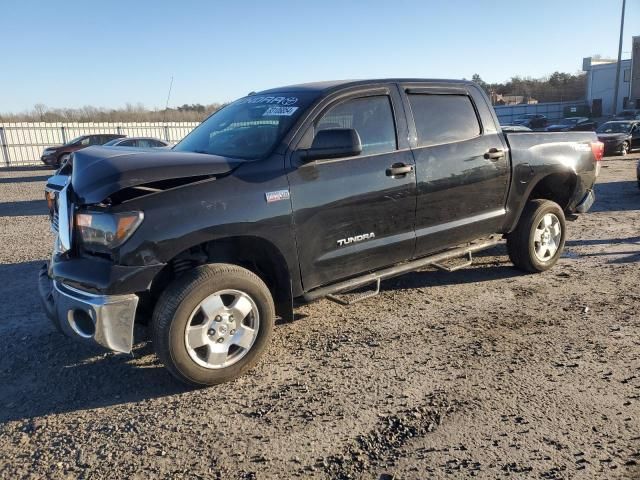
415,208 -> 506,238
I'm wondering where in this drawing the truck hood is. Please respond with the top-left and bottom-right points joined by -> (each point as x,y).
70,146 -> 242,205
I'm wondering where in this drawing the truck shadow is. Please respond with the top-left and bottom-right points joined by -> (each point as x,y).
591,181 -> 639,213
0,175 -> 50,184
0,199 -> 48,217
0,260 -> 186,423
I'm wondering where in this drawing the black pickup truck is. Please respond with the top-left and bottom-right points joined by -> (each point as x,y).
40,79 -> 602,386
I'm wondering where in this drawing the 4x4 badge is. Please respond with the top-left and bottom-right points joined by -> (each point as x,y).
265,190 -> 290,203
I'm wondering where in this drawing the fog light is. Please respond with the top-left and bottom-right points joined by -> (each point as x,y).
68,309 -> 95,338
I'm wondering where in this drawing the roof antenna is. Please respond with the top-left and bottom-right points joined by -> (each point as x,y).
163,76 -> 174,124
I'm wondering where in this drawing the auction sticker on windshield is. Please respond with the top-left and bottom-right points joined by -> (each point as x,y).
263,106 -> 299,116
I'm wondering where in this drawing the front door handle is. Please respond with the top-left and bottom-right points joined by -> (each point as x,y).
386,163 -> 414,177
484,148 -> 505,161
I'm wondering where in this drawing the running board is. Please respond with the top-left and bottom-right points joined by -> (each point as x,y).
304,237 -> 502,304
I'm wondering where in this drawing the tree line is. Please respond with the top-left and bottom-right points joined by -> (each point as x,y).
0,102 -> 223,123
1,71 -> 587,122
471,71 -> 586,104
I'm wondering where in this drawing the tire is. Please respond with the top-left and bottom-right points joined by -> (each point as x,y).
620,142 -> 629,156
507,199 -> 566,273
152,263 -> 275,386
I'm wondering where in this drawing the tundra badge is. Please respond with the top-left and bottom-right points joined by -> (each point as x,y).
265,190 -> 290,203
337,232 -> 375,247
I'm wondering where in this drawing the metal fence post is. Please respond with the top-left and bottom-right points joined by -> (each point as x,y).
0,127 -> 10,167
60,126 -> 67,144
164,125 -> 170,141
117,126 -> 122,135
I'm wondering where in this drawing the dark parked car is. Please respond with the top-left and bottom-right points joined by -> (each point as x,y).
613,109 -> 640,121
512,114 -> 548,129
103,137 -> 171,148
40,78 -> 601,386
596,121 -> 640,156
545,117 -> 597,132
41,134 -> 125,167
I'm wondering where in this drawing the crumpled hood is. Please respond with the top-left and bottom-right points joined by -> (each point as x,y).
70,146 -> 242,204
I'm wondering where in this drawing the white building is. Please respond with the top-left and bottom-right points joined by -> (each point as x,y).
583,57 -> 632,116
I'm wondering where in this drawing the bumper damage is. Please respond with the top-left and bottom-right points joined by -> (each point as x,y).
38,263 -> 139,353
575,189 -> 595,213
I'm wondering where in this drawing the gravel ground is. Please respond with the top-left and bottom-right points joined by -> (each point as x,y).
0,156 -> 639,479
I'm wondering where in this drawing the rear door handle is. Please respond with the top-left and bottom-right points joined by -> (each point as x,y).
484,148 -> 505,161
386,163 -> 414,177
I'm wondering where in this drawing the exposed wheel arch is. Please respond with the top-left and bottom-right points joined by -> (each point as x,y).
527,172 -> 577,212
147,236 -> 294,322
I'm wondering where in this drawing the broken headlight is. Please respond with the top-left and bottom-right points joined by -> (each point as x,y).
75,210 -> 144,252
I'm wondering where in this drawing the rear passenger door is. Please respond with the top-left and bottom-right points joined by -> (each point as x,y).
287,88 -> 416,290
400,84 -> 510,257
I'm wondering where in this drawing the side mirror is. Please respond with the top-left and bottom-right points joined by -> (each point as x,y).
300,128 -> 362,162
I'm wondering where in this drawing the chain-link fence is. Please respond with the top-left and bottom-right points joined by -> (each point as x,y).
0,122 -> 199,167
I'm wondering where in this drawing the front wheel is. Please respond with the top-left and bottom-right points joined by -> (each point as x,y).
507,199 -> 566,273
152,264 -> 275,386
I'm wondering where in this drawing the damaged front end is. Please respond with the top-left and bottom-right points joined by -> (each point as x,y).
40,147 -> 240,353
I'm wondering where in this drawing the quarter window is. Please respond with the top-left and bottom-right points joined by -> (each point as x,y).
408,94 -> 481,147
316,96 -> 397,156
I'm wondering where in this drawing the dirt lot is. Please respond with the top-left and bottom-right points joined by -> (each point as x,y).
0,156 -> 639,479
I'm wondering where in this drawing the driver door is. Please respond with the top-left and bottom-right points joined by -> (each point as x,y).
287,88 -> 417,291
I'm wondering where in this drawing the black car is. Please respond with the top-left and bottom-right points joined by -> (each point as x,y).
511,114 -> 548,129
41,134 -> 126,167
613,109 -> 640,121
545,117 -> 597,132
596,121 -> 640,156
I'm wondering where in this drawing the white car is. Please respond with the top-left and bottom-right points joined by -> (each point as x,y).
103,137 -> 171,148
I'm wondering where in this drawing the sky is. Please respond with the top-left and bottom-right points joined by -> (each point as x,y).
1,0 -> 639,113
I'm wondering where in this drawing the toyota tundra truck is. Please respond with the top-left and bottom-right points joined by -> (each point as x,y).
39,79 -> 602,386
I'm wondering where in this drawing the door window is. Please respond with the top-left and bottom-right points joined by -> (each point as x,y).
316,96 -> 397,156
408,94 -> 481,147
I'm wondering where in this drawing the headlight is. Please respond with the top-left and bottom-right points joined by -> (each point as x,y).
75,211 -> 144,251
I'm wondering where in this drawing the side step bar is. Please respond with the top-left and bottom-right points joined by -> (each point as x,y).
303,237 -> 502,304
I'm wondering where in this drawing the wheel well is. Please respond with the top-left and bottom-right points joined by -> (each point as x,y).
528,173 -> 577,211
145,237 -> 293,321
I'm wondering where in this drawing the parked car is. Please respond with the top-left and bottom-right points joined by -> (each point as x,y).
613,109 -> 640,121
596,121 -> 640,156
40,78 -> 601,386
545,117 -> 597,132
512,114 -> 548,129
103,137 -> 171,148
40,134 -> 125,168
500,125 -> 532,133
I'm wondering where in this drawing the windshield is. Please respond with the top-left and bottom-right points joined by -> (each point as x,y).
597,122 -> 631,134
174,93 -> 315,160
66,135 -> 87,146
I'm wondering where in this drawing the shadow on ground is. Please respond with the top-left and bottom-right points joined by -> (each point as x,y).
0,175 -> 49,184
0,260 -> 187,423
592,181 -> 639,213
0,199 -> 48,217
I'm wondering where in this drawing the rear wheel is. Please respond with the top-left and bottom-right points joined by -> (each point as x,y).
621,141 -> 629,156
152,264 -> 275,386
507,199 -> 566,273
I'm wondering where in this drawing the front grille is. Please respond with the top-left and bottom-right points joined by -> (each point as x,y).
51,210 -> 59,233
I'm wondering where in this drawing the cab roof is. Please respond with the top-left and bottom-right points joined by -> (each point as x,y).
256,78 -> 471,96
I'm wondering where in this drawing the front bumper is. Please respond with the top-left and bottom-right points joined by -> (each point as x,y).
41,154 -> 57,166
39,263 -> 139,353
